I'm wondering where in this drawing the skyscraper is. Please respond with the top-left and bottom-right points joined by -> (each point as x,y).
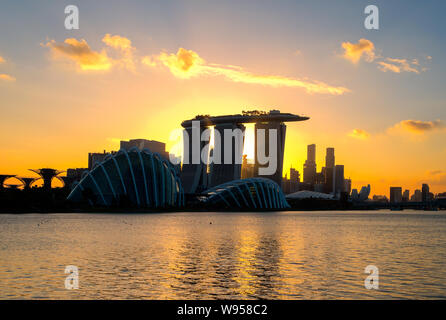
254,120 -> 287,186
323,147 -> 335,194
180,110 -> 309,193
344,178 -> 352,195
422,184 -> 430,202
303,144 -> 317,184
390,187 -> 403,203
334,165 -> 345,196
209,123 -> 245,187
180,122 -> 211,194
325,147 -> 335,168
289,167 -> 300,194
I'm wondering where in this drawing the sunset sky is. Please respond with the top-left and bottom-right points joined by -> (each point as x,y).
1,0 -> 445,196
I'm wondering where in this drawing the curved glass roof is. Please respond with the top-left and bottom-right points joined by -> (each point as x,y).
67,147 -> 184,208
201,177 -> 290,210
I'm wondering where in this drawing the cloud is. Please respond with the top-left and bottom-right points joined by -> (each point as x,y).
341,39 -> 428,74
102,34 -> 135,71
391,119 -> 445,134
154,48 -> 205,79
102,34 -> 133,51
0,74 -> 15,82
44,38 -> 112,71
0,56 -> 5,64
43,35 -> 349,95
141,56 -> 157,67
377,58 -> 420,74
348,128 -> 370,140
143,48 -> 349,95
341,38 -> 375,64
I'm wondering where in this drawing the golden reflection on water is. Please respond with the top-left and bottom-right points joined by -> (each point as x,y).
1,211 -> 446,299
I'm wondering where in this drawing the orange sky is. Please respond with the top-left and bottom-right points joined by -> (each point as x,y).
1,2 -> 445,197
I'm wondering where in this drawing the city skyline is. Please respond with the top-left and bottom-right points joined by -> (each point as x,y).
1,1 -> 446,195
2,134 -> 444,202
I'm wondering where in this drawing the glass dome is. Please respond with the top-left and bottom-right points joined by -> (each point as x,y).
67,147 -> 184,208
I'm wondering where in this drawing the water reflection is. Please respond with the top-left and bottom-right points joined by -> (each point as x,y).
0,211 -> 446,299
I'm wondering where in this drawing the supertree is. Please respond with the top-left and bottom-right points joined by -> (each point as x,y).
29,169 -> 64,190
0,174 -> 15,190
18,177 -> 36,190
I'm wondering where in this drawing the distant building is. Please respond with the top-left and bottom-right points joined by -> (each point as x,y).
303,144 -> 317,184
334,165 -> 345,196
402,189 -> 410,202
63,168 -> 88,189
290,168 -> 300,183
390,187 -> 402,203
352,184 -> 370,201
436,192 -> 446,199
281,167 -> 300,194
298,182 -> 314,192
88,150 -> 113,170
373,195 -> 388,202
325,166 -> 335,194
315,171 -> 325,184
411,189 -> 422,202
344,178 -> 352,195
358,184 -> 370,201
323,147 -> 335,194
422,184 -> 430,202
67,168 -> 88,179
282,175 -> 291,194
325,147 -> 335,168
120,139 -> 169,161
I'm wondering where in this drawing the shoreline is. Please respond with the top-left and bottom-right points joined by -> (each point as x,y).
1,207 -> 444,214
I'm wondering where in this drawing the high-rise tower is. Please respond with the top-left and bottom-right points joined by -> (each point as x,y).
180,110 -> 309,194
180,121 -> 211,194
209,123 -> 246,187
303,144 -> 317,184
325,147 -> 335,168
254,120 -> 287,186
324,147 -> 335,193
422,183 -> 430,202
334,165 -> 345,196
